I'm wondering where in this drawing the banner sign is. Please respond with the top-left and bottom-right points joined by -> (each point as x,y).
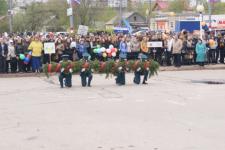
44,42 -> 56,54
113,27 -> 129,34
147,41 -> 163,48
67,8 -> 73,16
77,25 -> 89,36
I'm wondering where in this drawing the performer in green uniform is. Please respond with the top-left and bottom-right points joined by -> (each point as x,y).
115,53 -> 127,86
133,53 -> 149,85
59,54 -> 73,88
80,53 -> 93,87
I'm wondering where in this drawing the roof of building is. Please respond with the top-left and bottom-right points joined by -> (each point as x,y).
153,0 -> 169,11
105,12 -> 145,25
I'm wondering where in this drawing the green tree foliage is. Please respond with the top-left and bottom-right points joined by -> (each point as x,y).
73,0 -> 92,25
0,19 -> 8,33
94,8 -> 117,23
13,0 -> 68,32
45,0 -> 69,31
13,0 -> 117,32
210,2 -> 225,14
72,0 -> 117,29
0,0 -> 8,32
168,0 -> 189,13
0,0 -> 7,16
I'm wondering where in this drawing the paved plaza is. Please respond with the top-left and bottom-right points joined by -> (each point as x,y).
0,70 -> 225,150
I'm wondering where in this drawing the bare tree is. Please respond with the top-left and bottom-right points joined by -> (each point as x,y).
73,0 -> 91,25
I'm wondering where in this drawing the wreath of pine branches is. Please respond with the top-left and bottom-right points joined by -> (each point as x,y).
43,59 -> 160,78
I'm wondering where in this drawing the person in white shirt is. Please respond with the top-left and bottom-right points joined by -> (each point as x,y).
70,38 -> 76,49
166,35 -> 174,66
6,40 -> 17,73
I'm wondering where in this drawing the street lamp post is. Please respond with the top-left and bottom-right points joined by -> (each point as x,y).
196,4 -> 205,40
8,0 -> 13,33
169,12 -> 176,32
119,0 -> 122,27
146,9 -> 149,26
148,0 -> 152,28
69,0 -> 74,32
207,2 -> 212,29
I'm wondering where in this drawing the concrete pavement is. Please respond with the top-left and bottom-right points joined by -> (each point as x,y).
0,70 -> 225,150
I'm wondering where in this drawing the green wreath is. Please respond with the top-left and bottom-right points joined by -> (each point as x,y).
43,59 -> 160,78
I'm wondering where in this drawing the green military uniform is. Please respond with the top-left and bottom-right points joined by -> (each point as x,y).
59,55 -> 72,88
80,53 -> 93,87
115,53 -> 127,86
133,53 -> 149,85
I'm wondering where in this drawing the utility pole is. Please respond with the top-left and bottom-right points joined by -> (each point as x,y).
69,0 -> 74,32
119,0 -> 122,27
207,1 -> 212,30
8,0 -> 13,33
148,0 -> 152,28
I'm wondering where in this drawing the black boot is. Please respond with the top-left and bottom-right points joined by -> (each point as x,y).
65,74 -> 72,88
133,72 -> 141,84
116,72 -> 125,86
81,72 -> 87,87
120,72 -> 125,85
142,70 -> 149,85
59,74 -> 64,88
87,74 -> 93,87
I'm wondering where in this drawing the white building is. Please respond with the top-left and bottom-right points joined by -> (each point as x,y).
151,13 -> 225,31
108,0 -> 127,8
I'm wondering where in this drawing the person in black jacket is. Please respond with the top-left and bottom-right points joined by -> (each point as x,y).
0,38 -> 8,73
115,54 -> 127,86
218,36 -> 225,64
15,37 -> 25,72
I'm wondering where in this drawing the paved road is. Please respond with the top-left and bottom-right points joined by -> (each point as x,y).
0,70 -> 225,150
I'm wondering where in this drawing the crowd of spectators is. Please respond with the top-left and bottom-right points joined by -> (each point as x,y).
0,30 -> 224,73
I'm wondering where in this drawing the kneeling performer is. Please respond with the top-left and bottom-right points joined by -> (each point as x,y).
115,53 -> 127,86
59,55 -> 73,88
133,54 -> 149,85
80,53 -> 93,87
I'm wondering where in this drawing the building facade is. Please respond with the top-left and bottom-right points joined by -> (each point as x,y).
108,0 -> 127,8
105,12 -> 147,29
150,13 -> 225,31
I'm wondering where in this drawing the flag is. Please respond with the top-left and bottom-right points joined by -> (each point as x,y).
122,19 -> 133,34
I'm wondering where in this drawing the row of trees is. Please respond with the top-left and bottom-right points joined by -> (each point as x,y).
0,0 -> 69,32
0,0 -> 118,32
13,0 -> 68,32
0,0 -> 8,33
1,0 -> 225,33
0,0 -> 7,16
168,0 -> 225,14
